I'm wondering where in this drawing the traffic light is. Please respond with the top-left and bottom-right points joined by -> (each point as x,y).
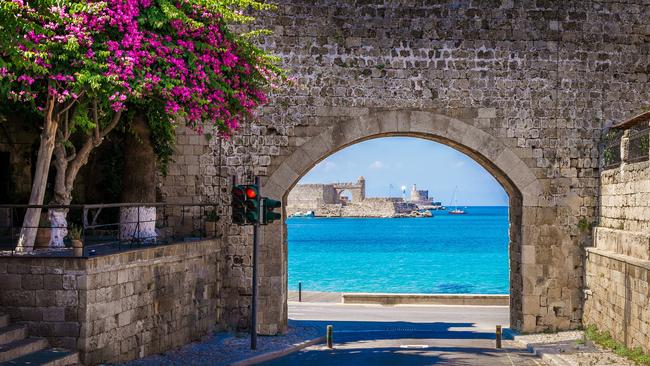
244,185 -> 260,224
232,184 -> 261,225
262,197 -> 282,225
231,185 -> 247,224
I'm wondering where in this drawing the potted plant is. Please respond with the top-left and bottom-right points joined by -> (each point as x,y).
67,224 -> 83,257
204,210 -> 220,238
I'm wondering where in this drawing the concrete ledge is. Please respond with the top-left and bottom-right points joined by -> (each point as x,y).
586,247 -> 650,271
230,336 -> 325,366
342,293 -> 509,306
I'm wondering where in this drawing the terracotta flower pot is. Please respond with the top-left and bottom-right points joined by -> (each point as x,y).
71,239 -> 83,257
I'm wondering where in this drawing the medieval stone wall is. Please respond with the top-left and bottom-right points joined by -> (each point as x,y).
298,198 -> 418,218
0,240 -> 220,365
162,0 -> 650,334
584,159 -> 650,352
286,184 -> 338,211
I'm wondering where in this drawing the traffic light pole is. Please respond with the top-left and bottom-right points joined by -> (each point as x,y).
251,176 -> 260,350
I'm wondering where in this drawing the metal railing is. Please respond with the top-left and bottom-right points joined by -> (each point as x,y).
0,203 -> 220,257
602,130 -> 623,170
602,112 -> 650,170
627,125 -> 650,164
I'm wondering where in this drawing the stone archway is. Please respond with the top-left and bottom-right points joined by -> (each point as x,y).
258,109 -> 546,335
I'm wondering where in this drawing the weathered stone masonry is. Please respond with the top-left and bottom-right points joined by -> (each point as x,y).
584,129 -> 650,353
0,240 -> 220,365
161,0 -> 650,336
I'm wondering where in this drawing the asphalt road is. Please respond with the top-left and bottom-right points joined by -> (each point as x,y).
259,302 -> 546,366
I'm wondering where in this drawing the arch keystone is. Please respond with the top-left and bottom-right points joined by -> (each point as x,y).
411,112 -> 451,135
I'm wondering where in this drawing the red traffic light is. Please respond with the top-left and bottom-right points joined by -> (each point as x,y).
245,187 -> 257,199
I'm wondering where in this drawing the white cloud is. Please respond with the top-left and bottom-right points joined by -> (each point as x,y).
368,160 -> 385,170
316,160 -> 337,172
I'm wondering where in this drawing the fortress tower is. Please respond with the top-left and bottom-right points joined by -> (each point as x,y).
410,184 -> 429,203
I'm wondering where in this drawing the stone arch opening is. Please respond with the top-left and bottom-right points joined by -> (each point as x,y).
336,189 -> 353,204
259,110 -> 543,335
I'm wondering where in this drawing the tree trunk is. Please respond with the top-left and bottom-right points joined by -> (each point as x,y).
16,98 -> 58,252
47,107 -> 123,248
120,113 -> 157,242
48,144 -> 72,248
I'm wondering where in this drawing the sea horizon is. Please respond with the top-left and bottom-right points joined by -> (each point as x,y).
288,206 -> 511,295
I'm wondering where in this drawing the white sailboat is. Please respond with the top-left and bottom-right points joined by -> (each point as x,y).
448,186 -> 466,215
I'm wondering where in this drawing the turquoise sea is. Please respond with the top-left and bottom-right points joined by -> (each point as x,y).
287,206 -> 509,294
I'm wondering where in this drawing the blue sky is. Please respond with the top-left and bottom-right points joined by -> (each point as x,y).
298,137 -> 509,206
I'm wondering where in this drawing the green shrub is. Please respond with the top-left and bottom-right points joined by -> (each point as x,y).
585,325 -> 650,365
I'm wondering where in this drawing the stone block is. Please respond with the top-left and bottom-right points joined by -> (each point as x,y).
62,275 -> 77,290
53,322 -> 80,337
56,290 -> 79,307
0,274 -> 21,289
478,107 -> 497,119
42,307 -> 65,322
43,275 -> 63,290
21,274 -> 43,290
33,290 -> 57,307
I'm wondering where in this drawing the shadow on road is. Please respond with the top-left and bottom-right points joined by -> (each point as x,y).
257,320 -> 535,366
289,319 -> 515,341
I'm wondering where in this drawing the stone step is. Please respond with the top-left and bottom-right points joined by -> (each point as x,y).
0,315 -> 8,329
1,348 -> 79,366
0,325 -> 27,346
0,338 -> 48,363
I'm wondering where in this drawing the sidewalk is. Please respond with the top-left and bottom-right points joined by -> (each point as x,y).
516,331 -> 635,366
119,321 -> 321,366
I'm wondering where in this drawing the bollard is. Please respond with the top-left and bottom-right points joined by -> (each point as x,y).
299,282 -> 302,302
496,325 -> 502,349
326,325 -> 333,349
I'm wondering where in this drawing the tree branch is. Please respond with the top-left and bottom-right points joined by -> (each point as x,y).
63,110 -> 71,140
100,110 -> 122,139
65,145 -> 77,162
64,110 -> 122,194
56,91 -> 85,119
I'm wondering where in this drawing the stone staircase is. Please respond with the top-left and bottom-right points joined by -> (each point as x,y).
0,314 -> 79,366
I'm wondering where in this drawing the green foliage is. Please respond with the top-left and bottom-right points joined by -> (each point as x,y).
190,0 -> 276,24
640,135 -> 649,153
585,325 -> 650,365
205,210 -> 219,222
146,103 -> 176,177
603,146 -> 615,165
577,217 -> 591,233
67,224 -> 83,240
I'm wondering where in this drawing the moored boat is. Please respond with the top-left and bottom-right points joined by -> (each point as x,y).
447,186 -> 467,215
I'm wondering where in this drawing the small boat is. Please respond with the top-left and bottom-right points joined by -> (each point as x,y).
289,211 -> 315,218
447,186 -> 467,215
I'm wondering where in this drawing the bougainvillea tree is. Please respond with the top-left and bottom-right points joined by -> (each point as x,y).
0,0 -> 283,251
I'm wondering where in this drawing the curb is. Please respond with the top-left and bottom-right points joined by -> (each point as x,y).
342,293 -> 509,306
229,336 -> 325,366
525,345 -> 573,366
515,338 -> 575,366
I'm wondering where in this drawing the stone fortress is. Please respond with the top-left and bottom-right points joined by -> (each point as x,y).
287,177 -> 431,217
409,184 -> 444,208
